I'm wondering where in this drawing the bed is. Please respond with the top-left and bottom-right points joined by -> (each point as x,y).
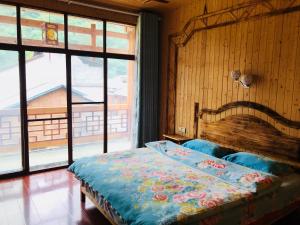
69,101 -> 300,225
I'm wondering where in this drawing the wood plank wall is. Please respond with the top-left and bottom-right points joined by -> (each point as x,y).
160,0 -> 300,139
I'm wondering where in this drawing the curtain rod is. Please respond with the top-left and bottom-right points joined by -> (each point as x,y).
57,0 -> 140,17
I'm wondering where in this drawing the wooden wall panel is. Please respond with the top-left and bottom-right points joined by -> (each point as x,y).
160,0 -> 300,138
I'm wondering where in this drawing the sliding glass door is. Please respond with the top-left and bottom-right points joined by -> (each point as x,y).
0,50 -> 23,175
25,52 -> 68,171
0,3 -> 136,177
107,59 -> 135,153
71,56 -> 104,159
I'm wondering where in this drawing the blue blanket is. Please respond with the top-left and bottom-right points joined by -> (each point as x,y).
69,141 -> 281,225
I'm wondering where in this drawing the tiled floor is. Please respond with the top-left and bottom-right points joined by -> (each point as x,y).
0,169 -> 110,225
0,169 -> 299,225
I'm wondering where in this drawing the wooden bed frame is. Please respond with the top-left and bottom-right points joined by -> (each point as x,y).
80,181 -> 119,225
80,182 -> 300,225
194,101 -> 300,168
80,101 -> 300,225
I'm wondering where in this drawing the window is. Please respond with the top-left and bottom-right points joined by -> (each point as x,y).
107,59 -> 135,152
68,16 -> 103,51
107,22 -> 136,54
0,50 -> 22,174
72,104 -> 104,159
0,4 -> 17,44
26,52 -> 67,117
71,56 -> 104,103
26,52 -> 68,171
71,56 -> 104,159
0,3 -> 137,176
21,8 -> 65,48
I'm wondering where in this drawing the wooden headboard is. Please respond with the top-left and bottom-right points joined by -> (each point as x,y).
194,101 -> 300,168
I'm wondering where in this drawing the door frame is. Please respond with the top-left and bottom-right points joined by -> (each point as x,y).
0,2 -> 135,178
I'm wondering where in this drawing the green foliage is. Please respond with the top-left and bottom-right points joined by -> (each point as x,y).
0,51 -> 37,71
107,23 -> 126,33
107,37 -> 128,50
0,50 -> 18,71
69,32 -> 93,46
21,8 -> 64,24
68,16 -> 103,29
108,59 -> 128,77
0,24 -> 17,38
22,27 -> 43,40
0,4 -> 16,17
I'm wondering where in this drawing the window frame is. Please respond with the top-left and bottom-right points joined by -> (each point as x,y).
0,2 -> 136,178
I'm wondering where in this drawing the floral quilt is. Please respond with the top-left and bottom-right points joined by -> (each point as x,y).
69,141 -> 281,225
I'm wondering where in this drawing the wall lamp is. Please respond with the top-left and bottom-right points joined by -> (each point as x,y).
231,70 -> 253,88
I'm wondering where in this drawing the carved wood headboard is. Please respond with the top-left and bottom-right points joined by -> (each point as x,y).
194,101 -> 300,168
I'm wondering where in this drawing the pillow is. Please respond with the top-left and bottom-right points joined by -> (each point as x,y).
182,139 -> 234,158
222,152 -> 293,176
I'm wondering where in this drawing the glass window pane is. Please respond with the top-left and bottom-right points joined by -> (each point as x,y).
26,52 -> 67,119
0,4 -> 17,44
21,8 -> 64,48
72,104 -> 104,159
107,59 -> 135,153
107,22 -> 135,54
68,16 -> 103,51
71,56 -> 103,103
28,119 -> 68,171
25,52 -> 68,171
0,50 -> 22,174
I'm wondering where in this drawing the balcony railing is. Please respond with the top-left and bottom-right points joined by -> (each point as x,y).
0,104 -> 130,152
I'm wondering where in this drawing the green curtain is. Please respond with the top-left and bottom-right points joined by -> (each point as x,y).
137,12 -> 161,147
